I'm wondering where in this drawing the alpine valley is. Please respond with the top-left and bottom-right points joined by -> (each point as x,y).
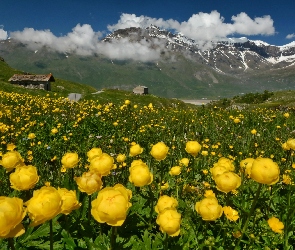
1,25 -> 295,99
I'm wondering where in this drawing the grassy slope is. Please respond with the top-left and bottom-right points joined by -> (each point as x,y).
0,58 -> 191,108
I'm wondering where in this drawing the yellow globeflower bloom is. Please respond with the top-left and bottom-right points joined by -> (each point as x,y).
214,157 -> 235,172
185,141 -> 201,157
282,142 -> 291,151
0,196 -> 26,238
240,158 -> 255,177
51,128 -> 58,134
87,147 -> 103,162
89,153 -> 114,176
129,161 -> 153,187
28,133 -> 36,139
150,142 -> 169,161
214,172 -> 241,193
57,188 -> 81,215
210,165 -> 227,180
91,184 -> 132,226
129,143 -> 143,157
286,138 -> 295,150
169,166 -> 181,176
10,165 -> 39,191
250,158 -> 280,185
1,151 -> 24,172
25,186 -> 62,227
61,152 -> 79,172
179,158 -> 189,167
124,100 -> 131,105
74,171 -> 103,195
251,129 -> 257,135
116,153 -> 126,163
155,195 -> 178,214
283,113 -> 290,118
156,209 -> 181,237
267,217 -> 284,233
195,197 -> 223,221
223,206 -> 239,221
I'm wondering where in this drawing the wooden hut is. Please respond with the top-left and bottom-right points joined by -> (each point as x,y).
133,85 -> 148,95
8,73 -> 55,91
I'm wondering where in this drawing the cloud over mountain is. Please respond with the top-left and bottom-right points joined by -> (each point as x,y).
4,11 -> 276,61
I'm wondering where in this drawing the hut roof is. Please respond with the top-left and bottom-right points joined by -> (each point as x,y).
9,73 -> 55,82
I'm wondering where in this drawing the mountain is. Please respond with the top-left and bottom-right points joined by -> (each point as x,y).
1,25 -> 295,99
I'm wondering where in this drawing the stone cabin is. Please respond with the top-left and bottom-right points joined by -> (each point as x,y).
8,73 -> 55,91
133,85 -> 148,95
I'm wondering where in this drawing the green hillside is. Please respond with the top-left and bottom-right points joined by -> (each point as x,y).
0,58 -> 191,108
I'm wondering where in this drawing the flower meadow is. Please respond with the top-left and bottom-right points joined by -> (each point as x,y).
1,90 -> 295,250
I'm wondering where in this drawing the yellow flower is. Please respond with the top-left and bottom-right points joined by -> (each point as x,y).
0,197 -> 26,238
195,197 -> 223,221
284,113 -> 290,118
233,118 -> 240,124
251,129 -> 257,135
214,157 -> 235,172
74,171 -> 103,195
282,142 -> 291,151
204,190 -> 216,198
129,143 -> 143,157
89,153 -> 114,176
155,195 -> 178,214
116,154 -> 126,163
240,158 -> 255,177
28,133 -> 36,139
160,182 -> 169,190
87,147 -> 103,161
169,166 -> 181,176
57,188 -> 81,215
10,165 -> 39,191
1,151 -> 24,172
61,152 -> 79,172
25,186 -> 62,226
179,158 -> 189,167
51,128 -> 58,134
282,174 -> 292,185
214,172 -> 241,193
185,141 -> 201,157
250,158 -> 280,185
129,160 -> 153,187
223,206 -> 239,221
91,184 -> 132,226
201,150 -> 209,156
156,209 -> 181,237
124,100 -> 131,105
267,217 -> 284,233
150,142 -> 169,161
7,143 -> 16,151
286,138 -> 295,150
210,165 -> 227,180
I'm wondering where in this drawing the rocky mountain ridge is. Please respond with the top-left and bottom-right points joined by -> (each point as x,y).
0,25 -> 295,99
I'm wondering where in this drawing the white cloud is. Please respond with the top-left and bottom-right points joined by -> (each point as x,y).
10,23 -> 164,61
286,33 -> 295,39
7,11 -> 276,60
0,28 -> 8,40
108,11 -> 275,49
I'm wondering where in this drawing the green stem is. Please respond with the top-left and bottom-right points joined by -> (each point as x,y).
50,219 -> 53,250
88,195 -> 92,221
234,183 -> 262,250
284,186 -> 291,249
8,238 -> 15,250
148,185 -> 155,227
111,226 -> 117,250
164,233 -> 169,250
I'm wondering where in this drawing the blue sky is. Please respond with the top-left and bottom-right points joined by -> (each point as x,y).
0,0 -> 294,61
